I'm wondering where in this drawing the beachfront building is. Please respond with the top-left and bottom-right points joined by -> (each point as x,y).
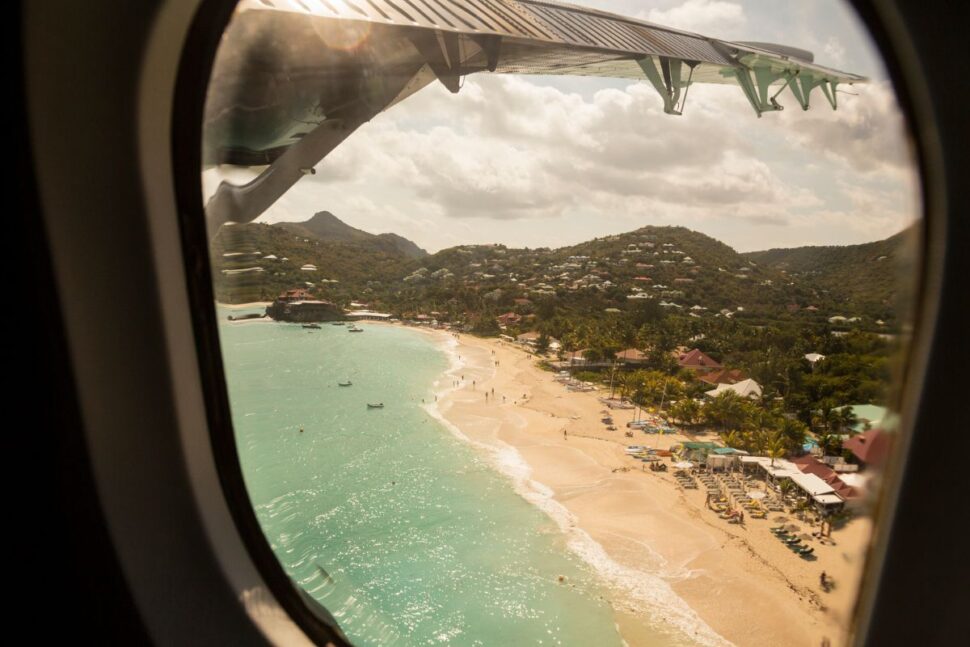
266,289 -> 343,323
678,441 -> 720,464
843,428 -> 893,470
345,310 -> 392,321
704,378 -> 763,400
741,456 -> 856,513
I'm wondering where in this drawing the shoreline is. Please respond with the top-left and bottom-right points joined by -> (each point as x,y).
421,329 -> 868,647
216,300 -> 272,310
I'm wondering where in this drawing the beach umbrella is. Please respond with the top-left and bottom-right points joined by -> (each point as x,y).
674,461 -> 694,469
785,523 -> 801,533
773,515 -> 788,523
747,491 -> 767,500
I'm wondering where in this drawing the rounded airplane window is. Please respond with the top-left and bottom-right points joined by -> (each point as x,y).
199,2 -> 922,645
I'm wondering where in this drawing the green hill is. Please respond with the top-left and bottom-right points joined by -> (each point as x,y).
743,226 -> 918,323
210,220 -> 411,303
276,211 -> 427,259
211,215 -> 915,333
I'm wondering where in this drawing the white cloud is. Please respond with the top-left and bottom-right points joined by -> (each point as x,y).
822,37 -> 848,67
218,3 -> 919,254
639,0 -> 747,37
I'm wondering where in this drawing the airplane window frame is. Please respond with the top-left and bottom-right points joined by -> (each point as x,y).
172,1 -> 947,645
22,0 -> 963,644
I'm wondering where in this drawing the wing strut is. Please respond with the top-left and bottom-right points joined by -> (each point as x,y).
637,56 -> 698,115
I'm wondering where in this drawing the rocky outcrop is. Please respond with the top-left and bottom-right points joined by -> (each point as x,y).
266,299 -> 345,322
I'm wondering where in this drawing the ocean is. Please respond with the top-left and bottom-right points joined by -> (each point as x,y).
217,312 -> 630,646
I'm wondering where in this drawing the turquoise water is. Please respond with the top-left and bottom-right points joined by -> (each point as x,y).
218,313 -> 625,646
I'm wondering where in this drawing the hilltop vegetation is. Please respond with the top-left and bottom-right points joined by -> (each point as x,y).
743,226 -> 918,322
276,211 -> 428,259
211,213 -> 913,453
213,214 -> 916,334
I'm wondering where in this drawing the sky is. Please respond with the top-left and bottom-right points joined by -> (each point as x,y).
210,0 -> 921,254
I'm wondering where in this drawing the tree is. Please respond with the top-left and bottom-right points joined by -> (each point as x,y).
766,431 -> 787,466
535,333 -> 550,355
669,398 -> 701,426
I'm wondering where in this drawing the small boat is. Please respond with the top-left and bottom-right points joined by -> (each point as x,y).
331,322 -> 345,326
367,402 -> 384,409
338,381 -> 352,387
348,325 -> 363,333
302,323 -> 321,329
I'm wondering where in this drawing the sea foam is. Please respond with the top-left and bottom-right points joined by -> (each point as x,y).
424,335 -> 732,647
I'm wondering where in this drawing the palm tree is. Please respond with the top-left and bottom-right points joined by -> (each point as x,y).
766,431 -> 787,467
832,406 -> 859,434
721,429 -> 743,450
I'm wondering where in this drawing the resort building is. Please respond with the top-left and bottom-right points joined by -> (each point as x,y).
266,289 -> 343,322
740,456 -> 855,513
843,428 -> 893,469
704,378 -> 763,399
697,368 -> 747,387
345,310 -> 392,321
677,348 -> 722,372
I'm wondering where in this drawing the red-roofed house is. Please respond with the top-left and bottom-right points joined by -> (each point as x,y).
496,312 -> 522,326
790,455 -> 836,479
677,348 -> 722,372
697,368 -> 746,386
843,429 -> 893,468
278,288 -> 314,302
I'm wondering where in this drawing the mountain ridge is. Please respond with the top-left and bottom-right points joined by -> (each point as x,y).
275,211 -> 428,259
213,215 -> 915,329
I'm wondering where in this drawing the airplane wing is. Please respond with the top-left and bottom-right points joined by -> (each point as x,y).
204,0 -> 866,228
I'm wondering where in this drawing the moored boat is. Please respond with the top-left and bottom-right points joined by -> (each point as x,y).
366,402 -> 384,409
338,381 -> 352,387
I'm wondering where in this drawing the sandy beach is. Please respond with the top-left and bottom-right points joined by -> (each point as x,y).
428,331 -> 871,647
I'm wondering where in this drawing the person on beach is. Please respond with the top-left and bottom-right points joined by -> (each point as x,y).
563,429 -> 567,440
